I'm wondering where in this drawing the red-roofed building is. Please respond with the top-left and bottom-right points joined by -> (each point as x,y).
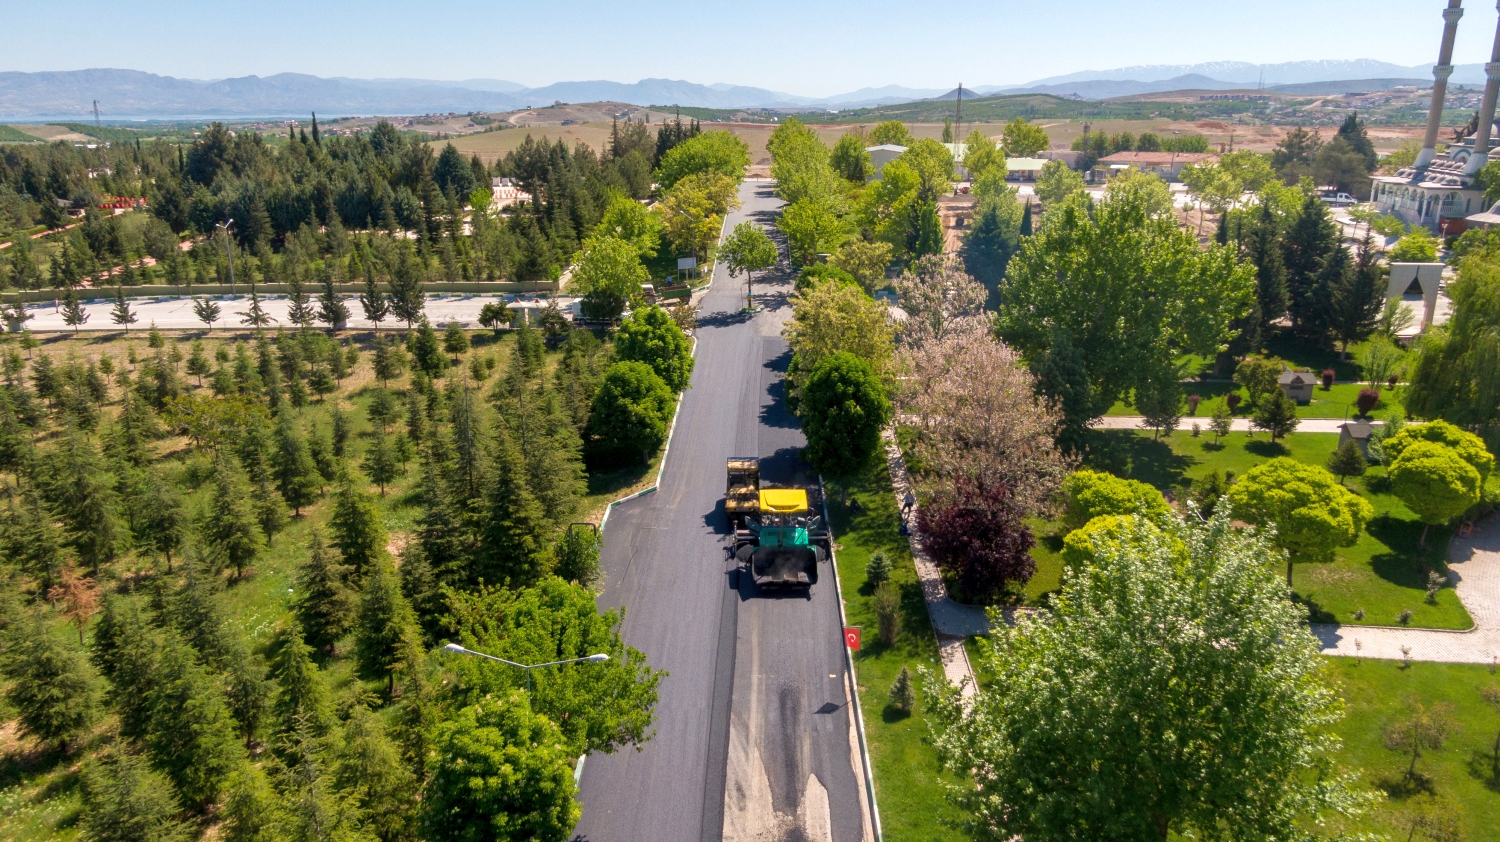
1093,151 -> 1219,183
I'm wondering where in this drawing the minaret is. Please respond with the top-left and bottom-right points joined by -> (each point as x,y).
1416,0 -> 1465,169
1465,1 -> 1500,174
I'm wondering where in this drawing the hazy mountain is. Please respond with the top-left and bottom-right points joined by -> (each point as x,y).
932,75 -> 1246,101
331,77 -> 527,93
1013,59 -> 1488,89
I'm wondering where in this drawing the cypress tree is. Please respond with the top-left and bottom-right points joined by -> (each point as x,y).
131,470 -> 187,569
356,559 -> 418,695
1020,200 -> 1033,236
329,471 -> 387,581
50,427 -> 126,572
251,477 -> 287,546
294,529 -> 357,654
204,456 -> 264,578
1327,234 -> 1386,357
223,639 -> 270,747
331,406 -> 352,457
144,637 -> 246,809
362,427 -> 402,496
2,488 -> 67,590
360,255 -> 390,327
1,609 -> 97,749
272,411 -> 320,515
94,598 -> 160,740
79,751 -> 190,842
168,554 -> 230,668
476,420 -> 552,588
1246,202 -> 1288,335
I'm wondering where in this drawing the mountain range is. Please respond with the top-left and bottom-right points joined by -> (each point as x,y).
0,59 -> 1486,120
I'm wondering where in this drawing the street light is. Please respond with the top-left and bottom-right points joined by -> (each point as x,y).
441,643 -> 608,692
216,219 -> 236,295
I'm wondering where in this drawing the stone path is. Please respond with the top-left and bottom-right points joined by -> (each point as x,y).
1313,519 -> 1500,665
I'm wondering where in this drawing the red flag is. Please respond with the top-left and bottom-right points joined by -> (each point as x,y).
843,626 -> 861,650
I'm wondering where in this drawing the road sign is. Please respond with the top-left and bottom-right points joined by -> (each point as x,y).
843,626 -> 861,650
676,257 -> 697,271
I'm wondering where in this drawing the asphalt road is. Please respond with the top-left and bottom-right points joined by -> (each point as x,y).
575,181 -> 867,842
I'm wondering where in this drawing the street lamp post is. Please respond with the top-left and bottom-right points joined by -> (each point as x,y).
216,219 -> 236,295
442,643 -> 608,693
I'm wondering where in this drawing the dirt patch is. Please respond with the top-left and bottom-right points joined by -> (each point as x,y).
386,531 -> 410,563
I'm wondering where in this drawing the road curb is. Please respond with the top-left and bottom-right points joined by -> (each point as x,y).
821,475 -> 883,842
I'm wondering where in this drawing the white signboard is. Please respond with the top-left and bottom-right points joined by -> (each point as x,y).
677,257 -> 698,271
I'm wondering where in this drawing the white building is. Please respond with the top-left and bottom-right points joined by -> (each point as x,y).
490,177 -> 532,210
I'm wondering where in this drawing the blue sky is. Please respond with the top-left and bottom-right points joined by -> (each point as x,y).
9,0 -> 1500,96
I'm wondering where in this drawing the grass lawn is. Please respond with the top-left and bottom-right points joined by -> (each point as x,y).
1325,657 -> 1500,839
1088,430 -> 1472,630
1106,381 -> 1405,420
824,461 -> 970,842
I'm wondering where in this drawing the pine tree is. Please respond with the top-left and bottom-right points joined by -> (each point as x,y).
388,248 -> 426,328
329,471 -> 387,581
335,704 -> 419,842
2,488 -> 67,589
236,285 -> 274,329
144,637 -> 246,809
61,288 -> 89,334
79,751 -> 191,842
1326,438 -> 1369,486
360,254 -> 389,326
294,530 -> 357,654
1,609 -> 97,748
331,406 -> 352,458
362,427 -> 402,496
407,318 -> 447,377
286,274 -> 316,328
273,411 -> 321,515
49,428 -> 126,572
1281,194 -> 1339,336
168,553 -> 231,668
889,666 -> 915,714
204,456 -> 264,577
192,296 -> 221,330
316,266 -> 350,330
251,477 -> 287,545
223,638 -> 270,747
1252,389 -> 1300,441
1247,203 -> 1288,332
476,420 -> 553,588
442,321 -> 470,362
356,559 -> 418,695
220,764 -> 280,842
1327,234 -> 1385,356
92,596 -> 160,740
373,334 -> 406,384
110,286 -> 138,332
268,621 -> 332,760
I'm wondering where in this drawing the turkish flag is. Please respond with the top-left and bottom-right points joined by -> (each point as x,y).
843,626 -> 861,650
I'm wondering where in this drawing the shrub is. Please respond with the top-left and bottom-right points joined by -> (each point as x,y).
888,666 -> 915,714
794,264 -> 859,293
1186,393 -> 1202,416
1226,392 -> 1243,413
1320,369 -> 1335,390
1355,388 -> 1380,416
865,550 -> 892,587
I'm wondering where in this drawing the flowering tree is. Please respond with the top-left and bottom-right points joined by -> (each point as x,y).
900,331 -> 1073,513
890,254 -> 989,347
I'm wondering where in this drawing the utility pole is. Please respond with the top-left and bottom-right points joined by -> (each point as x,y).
955,83 -> 963,144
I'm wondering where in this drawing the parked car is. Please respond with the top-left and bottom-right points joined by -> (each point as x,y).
1321,192 -> 1357,206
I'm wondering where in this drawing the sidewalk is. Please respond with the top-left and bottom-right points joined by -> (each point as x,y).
1094,415 -> 1384,434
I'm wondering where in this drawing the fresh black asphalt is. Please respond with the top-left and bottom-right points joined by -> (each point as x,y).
574,181 -> 865,842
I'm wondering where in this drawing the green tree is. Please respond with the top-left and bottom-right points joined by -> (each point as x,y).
780,197 -> 849,267
869,120 -> 914,147
316,268 -> 350,329
268,621 -> 333,756
144,637 -> 246,808
829,239 -> 893,294
719,221 -> 778,308
654,130 -> 750,190
356,559 -> 418,694
1281,194 -> 1340,337
830,131 -> 873,182
421,694 -> 581,842
2,609 -> 96,749
477,420 -> 554,587
78,751 -> 190,842
329,470 -> 387,581
61,288 -> 89,333
614,305 -> 695,392
443,321 -> 470,361
110,286 -> 138,332
1390,441 -> 1483,547
407,318 -> 448,377
1060,470 -> 1169,529
204,456 -> 264,577
50,428 -> 126,571
961,129 -> 1006,183
572,235 -> 649,321
783,279 -> 894,399
388,248 -> 426,328
1252,389 -> 1300,441
798,351 -> 891,476
1030,330 -> 1096,453
1034,160 -> 1085,206
657,172 -> 738,262
1234,356 -> 1282,407
273,411 -> 320,515
294,529 -> 357,654
220,764 -> 280,842
999,189 -> 1253,413
362,427 -> 403,497
1326,438 -> 1368,486
553,525 -> 602,589
1406,257 -> 1500,428
927,511 -> 1372,842
1000,117 -> 1049,157
1381,420 -> 1493,482
359,260 -> 389,326
594,194 -> 664,258
586,361 -> 675,465
1228,457 -> 1372,584
335,704 -> 418,842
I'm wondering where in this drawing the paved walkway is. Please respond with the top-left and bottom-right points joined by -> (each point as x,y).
1094,415 -> 1380,434
1313,519 -> 1500,665
882,429 -> 990,696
